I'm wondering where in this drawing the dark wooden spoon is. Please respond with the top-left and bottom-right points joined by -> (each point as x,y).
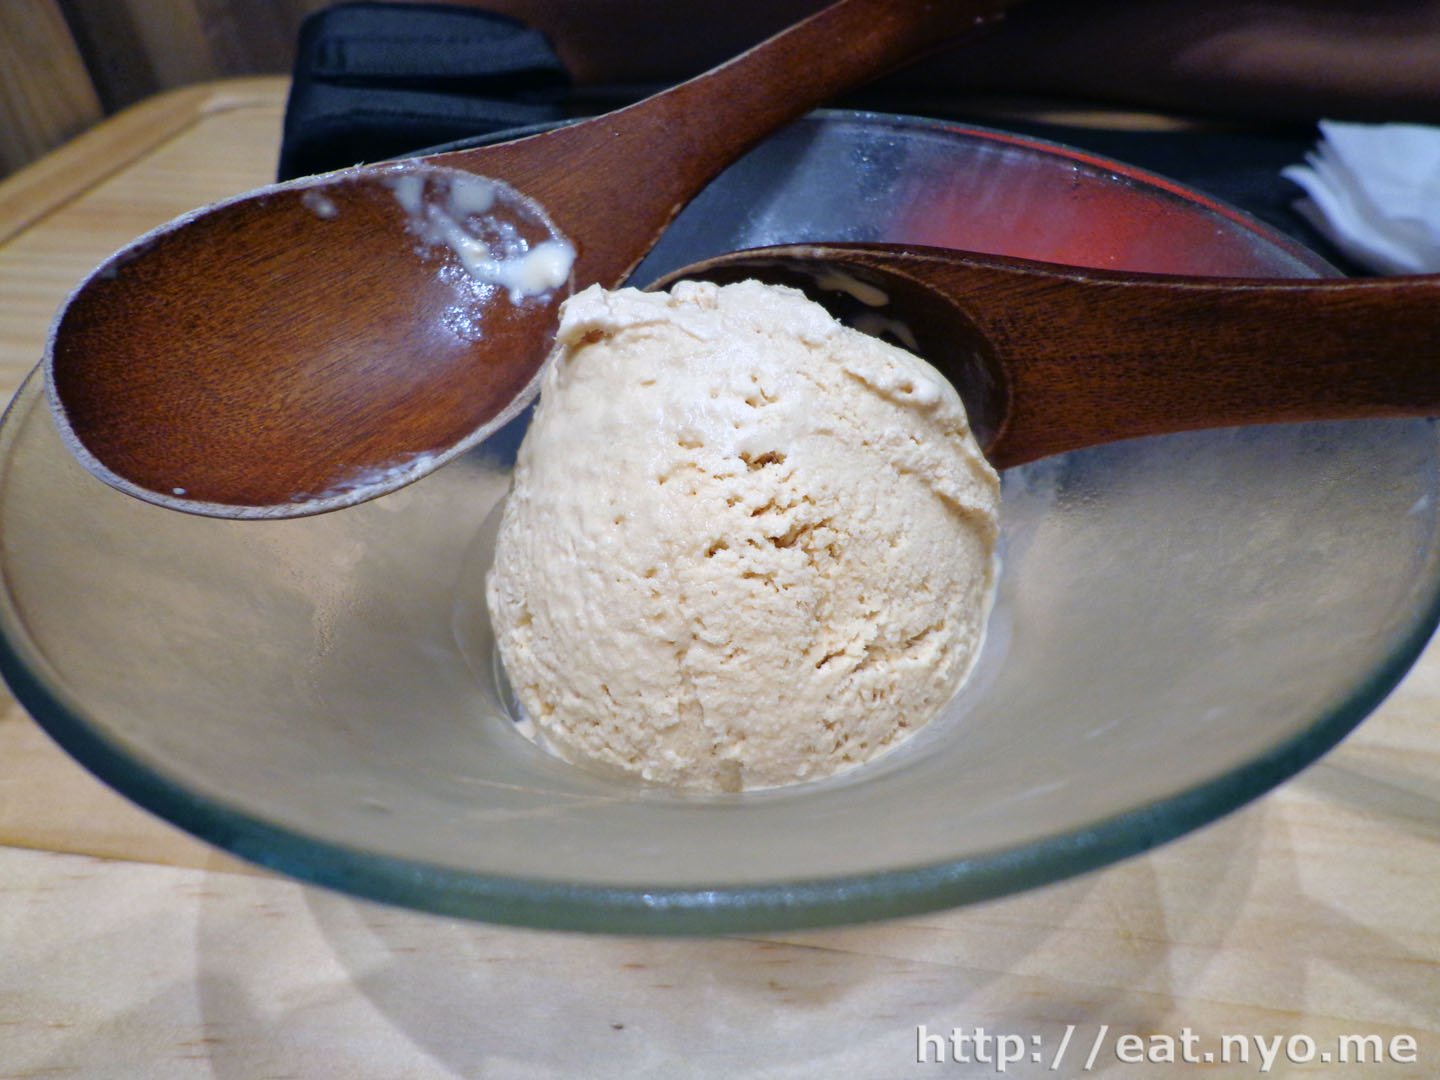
45,0 -> 1014,518
652,243 -> 1440,468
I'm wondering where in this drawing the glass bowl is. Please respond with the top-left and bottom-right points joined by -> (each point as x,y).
2,113 -> 1437,934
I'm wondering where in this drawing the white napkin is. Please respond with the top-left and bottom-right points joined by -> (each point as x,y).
1282,120 -> 1440,275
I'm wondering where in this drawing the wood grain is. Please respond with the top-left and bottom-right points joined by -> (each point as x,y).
54,0 -> 328,111
0,78 -> 287,402
0,0 -> 102,175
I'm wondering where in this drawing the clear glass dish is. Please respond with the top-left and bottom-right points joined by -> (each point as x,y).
2,113 -> 1437,934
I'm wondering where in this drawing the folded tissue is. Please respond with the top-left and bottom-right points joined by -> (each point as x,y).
1283,120 -> 1440,275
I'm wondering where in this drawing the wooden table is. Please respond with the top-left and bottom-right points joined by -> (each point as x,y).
0,77 -> 1436,1078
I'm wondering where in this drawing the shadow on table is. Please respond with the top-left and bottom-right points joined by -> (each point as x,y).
231,803 -> 1274,1077
22,783 -> 1434,1076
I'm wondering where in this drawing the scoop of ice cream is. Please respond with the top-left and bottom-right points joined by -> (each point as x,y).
485,279 -> 999,792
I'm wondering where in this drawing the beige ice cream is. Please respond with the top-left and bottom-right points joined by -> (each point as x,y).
486,279 -> 999,792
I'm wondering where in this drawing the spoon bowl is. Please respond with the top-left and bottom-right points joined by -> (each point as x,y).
48,165 -> 567,512
654,243 -> 1440,467
45,0 -> 1013,518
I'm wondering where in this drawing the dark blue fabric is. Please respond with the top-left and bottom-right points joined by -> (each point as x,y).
279,2 -> 571,181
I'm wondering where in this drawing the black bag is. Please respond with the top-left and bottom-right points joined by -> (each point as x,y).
280,1 -> 572,181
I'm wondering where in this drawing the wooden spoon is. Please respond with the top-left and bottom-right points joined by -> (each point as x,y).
651,243 -> 1440,468
45,0 -> 1014,518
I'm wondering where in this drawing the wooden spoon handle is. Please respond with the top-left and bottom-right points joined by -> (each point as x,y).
972,266 -> 1440,467
785,245 -> 1440,467
454,0 -> 1015,284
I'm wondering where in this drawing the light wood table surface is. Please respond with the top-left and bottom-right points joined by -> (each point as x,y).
0,77 -> 1436,1079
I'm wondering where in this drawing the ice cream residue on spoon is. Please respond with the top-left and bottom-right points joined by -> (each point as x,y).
383,168 -> 575,304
